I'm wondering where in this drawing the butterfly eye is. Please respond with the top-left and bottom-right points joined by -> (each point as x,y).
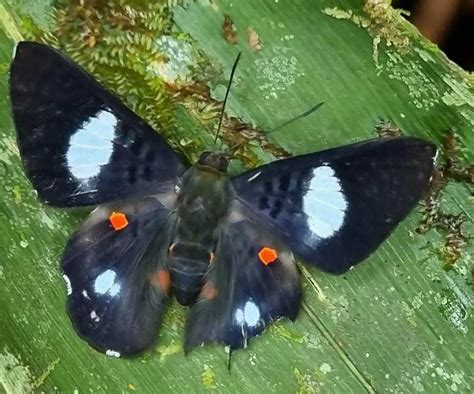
198,151 -> 211,164
218,157 -> 229,172
197,152 -> 228,172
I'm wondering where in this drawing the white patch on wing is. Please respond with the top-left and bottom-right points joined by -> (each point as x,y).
67,110 -> 117,179
12,42 -> 19,60
247,171 -> 261,182
433,148 -> 439,165
234,300 -> 261,328
105,349 -> 121,358
429,147 -> 439,184
235,308 -> 244,325
62,274 -> 72,295
94,269 -> 121,296
243,301 -> 260,327
90,310 -> 100,322
303,165 -> 347,239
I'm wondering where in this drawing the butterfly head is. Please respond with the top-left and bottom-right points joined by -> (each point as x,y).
197,151 -> 229,173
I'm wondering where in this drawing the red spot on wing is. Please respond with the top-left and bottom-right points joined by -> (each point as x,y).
151,270 -> 171,293
201,282 -> 218,300
109,211 -> 129,231
258,247 -> 278,265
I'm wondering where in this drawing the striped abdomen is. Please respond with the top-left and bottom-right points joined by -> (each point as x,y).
168,242 -> 211,306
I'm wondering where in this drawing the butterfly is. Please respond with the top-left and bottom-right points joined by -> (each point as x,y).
9,41 -> 437,357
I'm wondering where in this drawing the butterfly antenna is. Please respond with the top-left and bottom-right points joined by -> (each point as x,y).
214,52 -> 242,146
265,102 -> 324,134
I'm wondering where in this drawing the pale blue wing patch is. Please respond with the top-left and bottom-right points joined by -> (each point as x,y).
303,165 -> 348,239
67,110 -> 117,180
93,269 -> 121,297
234,299 -> 262,328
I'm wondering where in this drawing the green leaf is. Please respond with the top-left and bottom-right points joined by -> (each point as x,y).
1,0 -> 472,392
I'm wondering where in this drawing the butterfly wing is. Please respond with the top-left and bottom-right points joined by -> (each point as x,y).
185,206 -> 301,351
10,41 -> 185,207
61,197 -> 176,356
232,137 -> 436,274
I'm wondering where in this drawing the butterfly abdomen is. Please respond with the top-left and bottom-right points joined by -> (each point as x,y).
168,242 -> 210,306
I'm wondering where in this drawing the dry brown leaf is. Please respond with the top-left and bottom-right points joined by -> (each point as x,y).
222,14 -> 239,44
247,26 -> 262,52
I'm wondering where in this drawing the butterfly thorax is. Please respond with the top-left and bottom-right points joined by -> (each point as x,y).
168,159 -> 233,306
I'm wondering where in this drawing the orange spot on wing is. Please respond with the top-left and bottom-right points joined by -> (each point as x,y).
109,211 -> 129,231
151,270 -> 171,293
258,247 -> 278,265
201,282 -> 218,300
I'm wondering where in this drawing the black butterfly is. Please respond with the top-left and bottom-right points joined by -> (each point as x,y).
9,41 -> 437,357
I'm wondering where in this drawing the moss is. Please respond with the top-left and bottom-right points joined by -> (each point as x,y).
323,1 -> 412,66
201,365 -> 217,389
268,322 -> 304,343
363,0 -> 411,51
156,340 -> 181,361
31,358 -> 60,390
436,289 -> 468,334
417,131 -> 472,270
294,367 -> 317,394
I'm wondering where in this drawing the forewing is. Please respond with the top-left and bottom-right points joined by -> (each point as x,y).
185,209 -> 301,351
232,137 -> 436,274
61,197 -> 176,356
10,41 -> 185,207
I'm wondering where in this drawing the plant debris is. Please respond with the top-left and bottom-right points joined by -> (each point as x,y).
375,119 -> 402,138
417,130 -> 472,270
323,1 -> 412,65
222,14 -> 239,44
247,27 -> 262,52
